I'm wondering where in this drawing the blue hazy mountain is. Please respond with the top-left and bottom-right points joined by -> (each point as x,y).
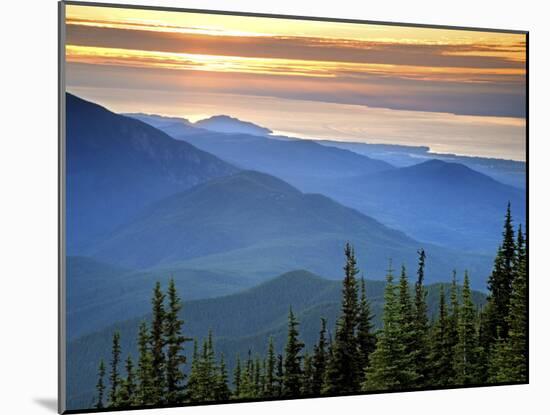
66,256 -> 254,339
128,114 -> 395,184
128,113 -> 273,136
66,94 -> 237,252
129,114 -> 523,253
315,139 -> 526,189
321,160 -> 525,252
86,170 -> 492,286
194,115 -> 273,135
66,270 -> 486,410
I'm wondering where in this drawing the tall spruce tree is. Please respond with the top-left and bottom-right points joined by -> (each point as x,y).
150,282 -> 166,404
136,322 -> 154,405
412,249 -> 430,387
232,355 -> 242,399
239,350 -> 255,399
215,353 -> 231,401
454,272 -> 479,385
95,359 -> 106,409
253,356 -> 262,397
203,331 -> 218,400
283,307 -> 304,397
448,271 -> 460,356
475,307 -> 490,383
265,337 -> 276,397
489,226 -> 527,382
108,331 -> 122,407
188,332 -> 218,402
311,318 -> 328,395
301,352 -> 314,395
357,277 -> 376,372
397,265 -> 418,388
165,279 -> 190,404
428,285 -> 453,386
186,340 -> 200,401
261,359 -> 267,396
363,261 -> 411,390
486,204 -> 517,342
117,355 -> 136,407
506,226 -> 527,381
275,354 -> 284,397
324,243 -> 361,393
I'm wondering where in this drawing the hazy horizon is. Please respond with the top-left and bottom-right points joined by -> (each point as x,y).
65,4 -> 527,161
67,87 -> 526,161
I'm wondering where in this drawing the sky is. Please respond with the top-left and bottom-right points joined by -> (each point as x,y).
64,4 -> 527,161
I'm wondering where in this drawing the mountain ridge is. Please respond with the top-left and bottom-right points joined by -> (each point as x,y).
87,169 -> 492,286
66,93 -> 238,251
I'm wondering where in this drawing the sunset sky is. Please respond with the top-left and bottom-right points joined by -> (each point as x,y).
64,4 -> 527,160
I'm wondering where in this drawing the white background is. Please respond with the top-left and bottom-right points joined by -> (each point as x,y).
0,0 -> 546,414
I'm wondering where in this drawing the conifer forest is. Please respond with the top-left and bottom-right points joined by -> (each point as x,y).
93,205 -> 527,410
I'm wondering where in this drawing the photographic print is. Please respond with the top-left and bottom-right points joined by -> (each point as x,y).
59,1 -> 528,413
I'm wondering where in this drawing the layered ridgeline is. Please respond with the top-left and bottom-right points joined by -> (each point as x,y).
66,94 -> 237,252
131,114 -> 525,253
67,268 -> 486,409
313,139 -> 526,190
84,170 -> 491,285
320,160 -> 526,251
127,113 -> 393,184
67,95 -> 492,343
67,256 -> 254,339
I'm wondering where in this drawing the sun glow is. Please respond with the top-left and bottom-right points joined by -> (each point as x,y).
66,44 -> 524,83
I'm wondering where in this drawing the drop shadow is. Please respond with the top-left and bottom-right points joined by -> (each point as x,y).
34,398 -> 57,413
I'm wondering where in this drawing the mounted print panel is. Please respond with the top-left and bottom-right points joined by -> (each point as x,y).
59,1 -> 528,413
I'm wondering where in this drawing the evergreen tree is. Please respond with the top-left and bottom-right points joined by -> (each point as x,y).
311,318 -> 328,395
396,265 -> 418,388
448,270 -> 460,363
188,332 -> 218,402
324,243 -> 361,393
165,279 -> 190,404
301,352 -> 314,395
412,249 -> 430,387
95,359 -> 106,409
489,227 -> 527,382
202,331 -> 218,401
357,277 -> 376,372
275,354 -> 284,397
150,282 -> 166,404
283,307 -> 304,397
136,322 -> 154,405
260,359 -> 267,397
186,340 -> 200,402
454,272 -> 479,385
428,285 -> 453,386
108,331 -> 122,407
253,356 -> 262,397
486,204 -> 517,342
506,226 -> 527,381
475,308 -> 490,383
514,225 -> 526,274
322,333 -> 335,394
488,335 -> 512,383
239,350 -> 255,399
215,353 -> 231,401
232,355 -> 242,399
117,355 -> 136,407
363,261 -> 412,390
264,337 -> 276,397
